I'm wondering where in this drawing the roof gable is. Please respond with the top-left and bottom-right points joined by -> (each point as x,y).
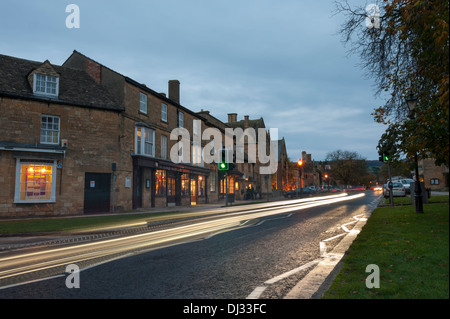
0,54 -> 123,111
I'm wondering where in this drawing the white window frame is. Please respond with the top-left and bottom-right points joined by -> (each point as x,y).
161,103 -> 168,122
161,135 -> 167,159
33,73 -> 59,97
193,119 -> 199,136
135,126 -> 155,157
140,93 -> 147,114
178,111 -> 184,128
14,159 -> 57,203
191,143 -> 203,167
40,115 -> 60,145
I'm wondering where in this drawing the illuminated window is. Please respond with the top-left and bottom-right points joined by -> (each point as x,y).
229,176 -> 235,193
14,159 -> 56,203
198,176 -> 205,196
34,74 -> 59,97
40,115 -> 60,144
219,176 -> 235,194
155,170 -> 166,196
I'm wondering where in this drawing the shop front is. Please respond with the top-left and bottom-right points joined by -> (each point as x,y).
132,155 -> 209,209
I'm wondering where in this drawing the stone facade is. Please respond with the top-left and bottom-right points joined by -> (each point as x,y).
0,51 -> 279,217
419,158 -> 449,190
0,90 -> 125,217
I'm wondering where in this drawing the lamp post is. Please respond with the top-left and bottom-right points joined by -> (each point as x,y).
405,92 -> 424,213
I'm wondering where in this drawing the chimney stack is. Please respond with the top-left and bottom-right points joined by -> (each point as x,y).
244,115 -> 249,129
228,113 -> 237,123
168,80 -> 180,104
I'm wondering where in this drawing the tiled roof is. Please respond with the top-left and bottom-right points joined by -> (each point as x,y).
227,118 -> 266,130
0,54 -> 124,111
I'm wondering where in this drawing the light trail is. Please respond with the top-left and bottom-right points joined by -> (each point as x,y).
0,192 -> 365,287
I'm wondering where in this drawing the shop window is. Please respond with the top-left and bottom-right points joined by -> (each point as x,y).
198,176 -> 205,196
155,170 -> 166,196
15,160 -> 56,203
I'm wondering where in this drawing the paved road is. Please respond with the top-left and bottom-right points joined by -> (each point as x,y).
0,191 -> 381,300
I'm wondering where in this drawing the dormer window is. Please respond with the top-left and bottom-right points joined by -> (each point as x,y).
33,73 -> 59,97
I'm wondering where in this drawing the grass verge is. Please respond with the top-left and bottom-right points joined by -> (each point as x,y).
0,211 -> 189,234
323,197 -> 449,299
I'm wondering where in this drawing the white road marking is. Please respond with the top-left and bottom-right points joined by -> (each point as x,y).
248,206 -> 372,299
247,259 -> 320,299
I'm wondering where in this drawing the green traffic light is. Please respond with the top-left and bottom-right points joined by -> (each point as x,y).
383,156 -> 389,161
220,163 -> 226,169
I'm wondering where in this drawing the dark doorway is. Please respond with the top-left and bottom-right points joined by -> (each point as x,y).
167,176 -> 176,206
133,167 -> 143,209
84,173 -> 111,214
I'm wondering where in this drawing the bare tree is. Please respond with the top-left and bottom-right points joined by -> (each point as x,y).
325,150 -> 369,187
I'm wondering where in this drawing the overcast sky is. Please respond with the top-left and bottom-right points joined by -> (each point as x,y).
0,0 -> 387,161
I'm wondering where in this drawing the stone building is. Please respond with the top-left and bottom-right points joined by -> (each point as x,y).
272,138 -> 289,193
0,54 -> 124,216
299,151 -> 320,189
225,113 -> 274,199
63,51 -> 212,210
418,159 -> 449,191
0,51 -> 279,217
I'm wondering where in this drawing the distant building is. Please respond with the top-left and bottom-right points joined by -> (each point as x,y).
273,138 -> 289,192
226,114 -> 273,198
301,151 -> 319,188
418,159 -> 449,190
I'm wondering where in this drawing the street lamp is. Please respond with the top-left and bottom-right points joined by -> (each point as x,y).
405,92 -> 424,213
297,159 -> 304,188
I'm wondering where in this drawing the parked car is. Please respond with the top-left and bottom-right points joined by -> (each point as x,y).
383,182 -> 406,198
283,187 -> 315,198
344,186 -> 366,191
394,178 -> 415,194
